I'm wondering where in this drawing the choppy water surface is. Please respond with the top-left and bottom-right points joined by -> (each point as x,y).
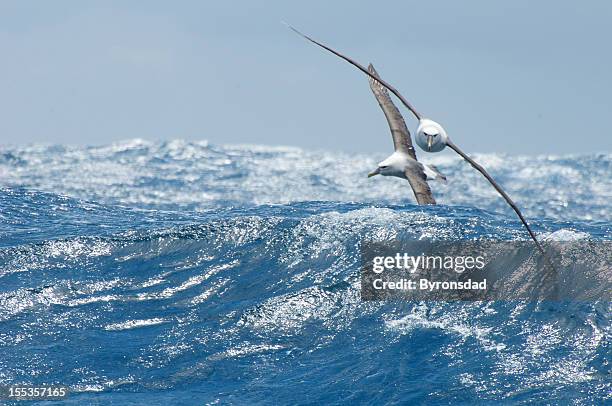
0,140 -> 610,404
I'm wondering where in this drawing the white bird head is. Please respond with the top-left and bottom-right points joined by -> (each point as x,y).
368,152 -> 408,178
415,118 -> 448,153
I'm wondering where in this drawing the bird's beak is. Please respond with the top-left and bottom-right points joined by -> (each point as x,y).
367,168 -> 380,178
427,135 -> 434,151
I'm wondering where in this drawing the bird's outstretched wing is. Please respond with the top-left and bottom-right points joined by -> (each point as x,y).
284,23 -> 422,120
368,64 -> 417,160
405,167 -> 436,205
369,64 -> 436,205
287,24 -> 550,261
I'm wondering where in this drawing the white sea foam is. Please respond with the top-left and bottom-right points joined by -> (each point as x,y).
209,344 -> 286,360
543,229 -> 591,241
2,140 -> 609,221
104,317 -> 168,331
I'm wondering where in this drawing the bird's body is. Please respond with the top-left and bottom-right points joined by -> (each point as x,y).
373,151 -> 446,182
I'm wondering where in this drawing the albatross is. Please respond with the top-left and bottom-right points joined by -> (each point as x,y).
286,24 -> 550,258
367,64 -> 445,205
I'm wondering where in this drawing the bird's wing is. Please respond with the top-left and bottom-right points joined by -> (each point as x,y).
288,24 -> 551,261
368,64 -> 417,159
369,63 -> 435,205
285,23 -> 422,120
405,166 -> 436,205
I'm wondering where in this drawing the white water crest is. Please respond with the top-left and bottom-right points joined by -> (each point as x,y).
1,140 -> 610,221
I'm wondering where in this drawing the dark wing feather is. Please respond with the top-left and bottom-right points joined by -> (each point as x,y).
285,23 -> 422,120
446,140 -> 550,260
368,64 -> 417,160
405,167 -> 436,205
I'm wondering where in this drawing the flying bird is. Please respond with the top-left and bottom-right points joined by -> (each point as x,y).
286,24 -> 550,259
367,64 -> 445,205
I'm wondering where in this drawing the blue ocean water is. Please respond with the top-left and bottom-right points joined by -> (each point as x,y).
0,140 -> 610,404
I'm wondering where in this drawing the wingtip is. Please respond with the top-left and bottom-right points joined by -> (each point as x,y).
282,21 -> 304,38
367,64 -> 380,85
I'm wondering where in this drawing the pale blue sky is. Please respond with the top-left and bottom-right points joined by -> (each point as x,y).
0,1 -> 610,154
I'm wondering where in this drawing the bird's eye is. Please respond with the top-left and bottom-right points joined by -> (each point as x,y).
380,165 -> 388,169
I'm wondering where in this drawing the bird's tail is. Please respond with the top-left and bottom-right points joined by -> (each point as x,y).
423,164 -> 447,183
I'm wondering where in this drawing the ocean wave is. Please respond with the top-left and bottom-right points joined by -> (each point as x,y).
1,140 -> 610,221
0,142 -> 610,403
